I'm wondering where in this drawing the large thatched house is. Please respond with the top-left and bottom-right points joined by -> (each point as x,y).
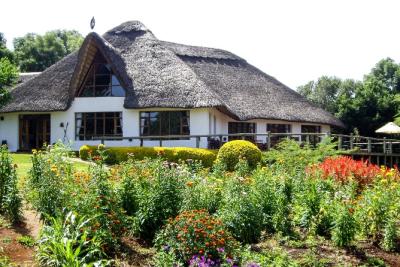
0,21 -> 343,151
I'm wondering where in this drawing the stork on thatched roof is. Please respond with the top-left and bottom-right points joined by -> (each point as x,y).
0,21 -> 344,128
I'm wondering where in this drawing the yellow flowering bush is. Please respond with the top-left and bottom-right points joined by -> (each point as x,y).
216,140 -> 261,171
79,145 -> 217,167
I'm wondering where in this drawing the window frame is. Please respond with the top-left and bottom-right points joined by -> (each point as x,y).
227,122 -> 256,141
267,123 -> 292,145
77,52 -> 126,97
301,124 -> 322,143
139,110 -> 190,139
75,112 -> 123,141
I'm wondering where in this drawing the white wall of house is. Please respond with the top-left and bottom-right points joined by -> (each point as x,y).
0,99 -> 331,152
208,108 -> 331,142
0,113 -> 19,152
52,98 -> 211,150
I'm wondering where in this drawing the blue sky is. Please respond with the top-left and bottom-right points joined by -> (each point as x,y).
1,0 -> 400,89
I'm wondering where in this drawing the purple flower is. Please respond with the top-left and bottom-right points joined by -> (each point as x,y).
217,247 -> 225,253
247,263 -> 261,267
163,245 -> 170,252
189,255 -> 219,267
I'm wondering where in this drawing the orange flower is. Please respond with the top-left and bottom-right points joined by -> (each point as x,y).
186,181 -> 194,187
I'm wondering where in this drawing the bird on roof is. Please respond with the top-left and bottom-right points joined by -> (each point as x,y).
90,17 -> 95,30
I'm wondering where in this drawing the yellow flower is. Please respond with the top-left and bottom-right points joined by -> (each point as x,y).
50,164 -> 58,172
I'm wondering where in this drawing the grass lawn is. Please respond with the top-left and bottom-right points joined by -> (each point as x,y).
11,153 -> 91,178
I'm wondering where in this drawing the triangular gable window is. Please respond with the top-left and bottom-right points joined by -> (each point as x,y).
78,52 -> 125,97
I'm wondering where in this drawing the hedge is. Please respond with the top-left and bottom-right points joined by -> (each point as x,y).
79,145 -> 218,167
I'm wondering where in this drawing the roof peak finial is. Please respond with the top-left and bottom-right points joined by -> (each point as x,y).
90,17 -> 95,31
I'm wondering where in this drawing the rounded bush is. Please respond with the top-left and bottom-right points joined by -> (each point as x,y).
156,209 -> 238,263
216,140 -> 261,171
79,145 -> 91,160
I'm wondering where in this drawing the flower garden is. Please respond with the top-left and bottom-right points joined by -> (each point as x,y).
0,139 -> 400,266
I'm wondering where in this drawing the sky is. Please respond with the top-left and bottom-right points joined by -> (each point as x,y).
1,0 -> 400,89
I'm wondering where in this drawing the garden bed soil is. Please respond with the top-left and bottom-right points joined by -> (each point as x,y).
0,208 -> 40,266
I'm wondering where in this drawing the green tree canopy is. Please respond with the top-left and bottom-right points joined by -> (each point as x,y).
0,57 -> 18,107
297,58 -> 400,136
0,33 -> 14,62
13,30 -> 83,72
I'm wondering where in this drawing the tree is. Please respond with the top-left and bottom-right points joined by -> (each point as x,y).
297,76 -> 342,113
0,57 -> 18,107
13,30 -> 83,72
0,33 -> 14,62
297,58 -> 400,136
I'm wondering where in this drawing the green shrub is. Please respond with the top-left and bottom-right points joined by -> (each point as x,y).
155,209 -> 238,263
79,145 -> 217,167
87,156 -> 127,251
239,248 -> 296,267
79,145 -> 92,160
0,145 -> 22,223
356,178 -> 399,244
37,211 -> 110,266
252,168 -> 294,235
118,158 -> 185,241
180,176 -> 223,214
216,140 -> 261,171
331,200 -> 357,247
218,177 -> 264,243
263,138 -> 339,174
28,144 -> 73,219
381,212 -> 397,252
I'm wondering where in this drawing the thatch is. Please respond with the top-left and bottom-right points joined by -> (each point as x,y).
0,21 -> 344,127
17,73 -> 40,84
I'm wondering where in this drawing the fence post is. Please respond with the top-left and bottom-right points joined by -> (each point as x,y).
267,131 -> 271,150
159,139 -> 163,147
140,138 -> 143,147
350,134 -> 354,150
367,137 -> 371,153
338,135 -> 342,150
101,138 -> 105,145
389,141 -> 393,154
383,137 -> 386,154
196,136 -> 200,148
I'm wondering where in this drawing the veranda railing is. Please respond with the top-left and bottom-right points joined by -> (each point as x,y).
97,133 -> 400,155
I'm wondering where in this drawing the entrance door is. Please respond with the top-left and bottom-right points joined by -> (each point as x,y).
19,115 -> 51,151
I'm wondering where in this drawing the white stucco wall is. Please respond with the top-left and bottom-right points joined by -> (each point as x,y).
0,113 -> 19,152
52,98 -> 211,150
0,99 -> 332,152
208,108 -> 331,142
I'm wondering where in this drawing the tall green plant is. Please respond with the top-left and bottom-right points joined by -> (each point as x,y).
37,211 -> 110,267
0,145 -> 22,222
27,142 -> 74,219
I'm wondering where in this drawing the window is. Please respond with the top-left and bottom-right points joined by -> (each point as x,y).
75,112 -> 122,140
301,125 -> 321,144
228,122 -> 256,141
140,111 -> 190,138
267,123 -> 291,146
77,52 -> 125,97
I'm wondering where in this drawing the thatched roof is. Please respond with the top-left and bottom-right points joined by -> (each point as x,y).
17,73 -> 41,84
0,21 -> 344,127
